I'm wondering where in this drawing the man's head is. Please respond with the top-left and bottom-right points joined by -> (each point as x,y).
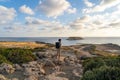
58,39 -> 61,42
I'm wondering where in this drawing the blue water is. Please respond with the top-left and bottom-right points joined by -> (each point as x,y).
0,37 -> 120,46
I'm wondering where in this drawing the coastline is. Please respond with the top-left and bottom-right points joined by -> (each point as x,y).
0,37 -> 120,46
0,41 -> 120,80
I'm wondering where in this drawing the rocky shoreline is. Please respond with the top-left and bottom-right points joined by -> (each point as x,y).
0,42 -> 120,80
0,48 -> 83,80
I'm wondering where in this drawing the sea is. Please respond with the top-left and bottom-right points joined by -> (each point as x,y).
0,37 -> 120,46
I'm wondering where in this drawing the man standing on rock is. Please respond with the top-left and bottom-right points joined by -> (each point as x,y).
55,39 -> 61,61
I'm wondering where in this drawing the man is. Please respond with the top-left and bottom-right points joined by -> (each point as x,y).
55,39 -> 61,61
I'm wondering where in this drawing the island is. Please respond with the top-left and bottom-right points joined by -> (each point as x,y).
66,37 -> 83,40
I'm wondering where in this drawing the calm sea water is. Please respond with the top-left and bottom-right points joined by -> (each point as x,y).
0,37 -> 120,46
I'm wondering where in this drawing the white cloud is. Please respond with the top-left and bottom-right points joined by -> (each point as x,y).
25,16 -> 49,25
36,0 -> 76,18
67,8 -> 76,14
2,16 -> 70,37
84,0 -> 94,7
69,15 -> 91,30
0,5 -> 16,24
83,0 -> 120,13
70,6 -> 120,30
3,22 -> 25,32
25,16 -> 67,31
19,5 -> 34,15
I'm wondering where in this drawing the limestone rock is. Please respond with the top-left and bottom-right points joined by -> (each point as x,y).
24,75 -> 38,80
36,52 -> 47,59
0,63 -> 15,74
23,61 -> 46,77
14,64 -> 22,71
24,68 -> 33,76
0,74 -> 7,80
45,72 -> 68,80
11,78 -> 19,80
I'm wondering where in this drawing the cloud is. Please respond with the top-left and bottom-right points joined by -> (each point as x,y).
69,15 -> 91,30
3,22 -> 25,32
25,16 -> 67,31
1,14 -> 69,36
70,6 -> 120,30
83,0 -> 120,13
19,5 -> 34,15
83,0 -> 94,7
36,0 -> 76,18
108,20 -> 120,27
25,16 -> 50,25
67,8 -> 76,14
0,5 -> 16,24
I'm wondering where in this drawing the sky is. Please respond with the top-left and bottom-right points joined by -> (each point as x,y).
0,0 -> 120,37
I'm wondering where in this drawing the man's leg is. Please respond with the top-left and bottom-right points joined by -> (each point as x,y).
58,48 -> 60,61
56,49 -> 58,59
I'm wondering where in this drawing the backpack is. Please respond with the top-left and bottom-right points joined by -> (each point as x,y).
55,42 -> 60,49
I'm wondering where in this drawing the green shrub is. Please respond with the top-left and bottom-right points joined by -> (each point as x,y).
7,49 -> 36,64
104,57 -> 120,67
81,66 -> 120,80
33,47 -> 46,52
83,58 -> 105,72
82,56 -> 120,80
0,48 -> 36,64
0,54 -> 9,64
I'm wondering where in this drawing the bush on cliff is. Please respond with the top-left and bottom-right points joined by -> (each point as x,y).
0,54 -> 9,64
81,56 -> 120,80
81,66 -> 120,80
83,58 -> 105,72
0,48 -> 36,64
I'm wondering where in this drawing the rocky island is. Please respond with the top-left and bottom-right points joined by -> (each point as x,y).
66,37 -> 83,40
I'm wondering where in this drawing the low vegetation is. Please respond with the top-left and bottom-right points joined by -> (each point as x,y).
0,54 -> 10,64
81,56 -> 120,80
93,50 -> 118,56
0,48 -> 36,64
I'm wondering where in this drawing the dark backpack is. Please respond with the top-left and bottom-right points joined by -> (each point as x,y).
55,42 -> 60,49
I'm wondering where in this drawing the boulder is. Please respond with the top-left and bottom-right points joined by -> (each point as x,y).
24,68 -> 33,76
0,63 -> 15,74
82,45 -> 96,52
45,72 -> 68,80
36,63 -> 46,75
72,68 -> 83,77
36,52 -> 47,59
24,75 -> 38,80
11,78 -> 19,80
64,56 -> 76,65
23,61 -> 46,77
14,64 -> 22,71
0,74 -> 7,80
44,59 -> 56,67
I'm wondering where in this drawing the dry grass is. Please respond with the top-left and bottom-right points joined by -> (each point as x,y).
0,41 -> 46,49
94,50 -> 118,57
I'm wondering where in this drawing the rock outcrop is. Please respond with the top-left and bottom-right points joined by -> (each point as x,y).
0,74 -> 7,80
0,63 -> 15,74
